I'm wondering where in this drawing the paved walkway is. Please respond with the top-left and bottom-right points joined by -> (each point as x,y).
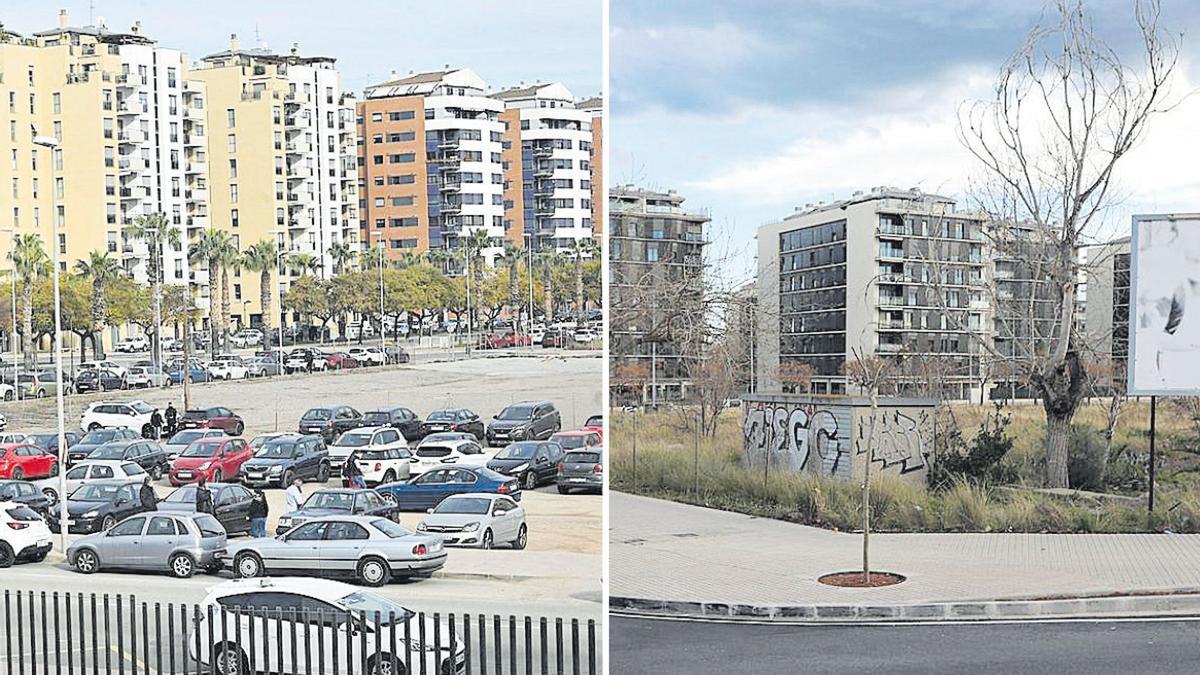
611,492 -> 1200,606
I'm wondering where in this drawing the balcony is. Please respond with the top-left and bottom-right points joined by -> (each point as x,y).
438,137 -> 460,150
877,343 -> 904,353
878,224 -> 906,240
878,247 -> 905,261
878,295 -> 906,307
533,164 -> 555,178
533,183 -> 556,197
285,141 -> 304,155
186,215 -> 208,230
440,202 -> 462,215
439,182 -> 462,192
185,161 -> 206,174
535,202 -> 557,216
532,146 -> 554,158
184,132 -> 203,147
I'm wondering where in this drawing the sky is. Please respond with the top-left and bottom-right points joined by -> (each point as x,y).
612,0 -> 1200,281
0,0 -> 603,99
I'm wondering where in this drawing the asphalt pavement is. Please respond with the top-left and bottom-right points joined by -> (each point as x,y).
611,616 -> 1200,674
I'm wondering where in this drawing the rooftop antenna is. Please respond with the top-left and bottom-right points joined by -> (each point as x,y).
254,23 -> 261,48
89,0 -> 95,26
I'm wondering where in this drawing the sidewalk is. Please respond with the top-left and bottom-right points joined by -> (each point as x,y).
610,492 -> 1200,620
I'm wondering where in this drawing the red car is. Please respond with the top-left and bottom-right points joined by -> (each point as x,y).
325,352 -> 360,370
581,414 -> 604,441
0,443 -> 59,479
168,436 -> 253,486
478,332 -> 533,349
549,430 -> 603,451
178,406 -> 244,435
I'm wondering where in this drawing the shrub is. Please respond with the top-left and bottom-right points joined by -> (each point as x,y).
930,405 -> 1016,488
1067,426 -> 1106,491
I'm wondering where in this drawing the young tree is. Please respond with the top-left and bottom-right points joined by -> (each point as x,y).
74,250 -> 123,358
844,350 -> 898,584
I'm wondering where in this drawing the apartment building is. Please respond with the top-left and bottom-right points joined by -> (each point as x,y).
609,185 -> 709,403
0,11 -> 189,286
493,83 -> 599,252
191,35 -> 358,324
1077,237 -> 1131,385
358,68 -> 505,265
755,187 -> 989,399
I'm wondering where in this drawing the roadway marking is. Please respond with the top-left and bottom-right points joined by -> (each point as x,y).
612,612 -> 1200,627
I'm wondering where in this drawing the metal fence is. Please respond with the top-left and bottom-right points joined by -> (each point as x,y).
2,589 -> 599,675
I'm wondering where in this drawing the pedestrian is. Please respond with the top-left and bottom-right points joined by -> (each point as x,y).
285,478 -> 304,512
249,488 -> 268,537
139,477 -> 157,511
343,452 -> 366,489
150,408 -> 164,440
164,403 -> 178,436
195,476 -> 213,515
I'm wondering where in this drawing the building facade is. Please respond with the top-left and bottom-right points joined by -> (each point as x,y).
1077,237 -> 1131,387
609,185 -> 709,402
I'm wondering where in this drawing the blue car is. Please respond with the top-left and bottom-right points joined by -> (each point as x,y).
167,365 -> 209,384
375,466 -> 520,511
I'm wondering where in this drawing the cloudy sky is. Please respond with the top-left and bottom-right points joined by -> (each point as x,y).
612,0 -> 1200,278
0,0 -> 602,99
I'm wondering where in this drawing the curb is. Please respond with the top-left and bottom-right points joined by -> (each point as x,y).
609,592 -> 1200,622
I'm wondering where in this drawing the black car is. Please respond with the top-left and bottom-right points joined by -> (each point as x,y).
541,329 -> 570,348
362,407 -> 423,441
240,434 -> 330,488
86,440 -> 170,480
383,346 -> 410,364
158,482 -> 255,535
273,487 -> 400,535
48,481 -> 150,533
0,479 -> 52,516
74,369 -> 126,393
420,408 -> 485,441
298,405 -> 362,442
68,428 -> 142,466
487,440 -> 566,490
25,431 -> 81,454
486,401 -> 561,446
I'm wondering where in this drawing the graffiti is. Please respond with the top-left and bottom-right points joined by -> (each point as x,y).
855,409 -> 931,475
742,401 -> 849,478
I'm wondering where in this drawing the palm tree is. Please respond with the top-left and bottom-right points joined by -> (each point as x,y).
215,236 -> 241,352
188,228 -> 235,357
357,247 -> 385,271
461,230 -> 492,334
426,248 -> 454,275
289,253 -> 319,276
10,234 -> 49,368
497,242 -> 524,327
74,250 -> 123,359
538,250 -> 562,324
242,240 -> 278,351
329,240 -> 356,275
568,238 -> 599,321
126,213 -> 182,360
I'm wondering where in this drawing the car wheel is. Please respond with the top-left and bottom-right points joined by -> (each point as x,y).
100,515 -> 117,531
280,469 -> 294,489
357,556 -> 390,587
316,463 -> 329,483
0,542 -> 13,569
233,552 -> 263,579
2,390 -> 11,401
169,553 -> 195,579
514,524 -> 528,550
36,389 -> 46,399
48,462 -> 58,477
367,654 -> 404,675
523,471 -> 537,491
481,529 -> 494,550
379,491 -> 397,505
42,487 -> 58,504
232,421 -> 244,436
212,643 -> 248,675
224,374 -> 231,381
212,469 -> 223,483
381,470 -> 396,484
88,422 -> 101,431
150,464 -> 163,481
557,486 -> 570,495
11,467 -> 22,480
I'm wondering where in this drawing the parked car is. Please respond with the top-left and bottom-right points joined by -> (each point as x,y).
415,431 -> 477,449
226,515 -> 446,586
557,448 -> 604,494
573,327 -> 599,344
541,329 -> 570,348
239,434 -> 330,488
69,428 -> 142,466
74,368 -> 127,393
25,430 -> 81,454
160,337 -> 183,352
383,345 -> 410,364
478,332 -> 532,350
362,407 -> 423,441
419,408 -> 485,440
486,440 -> 566,490
230,329 -> 263,348
328,427 -> 409,477
179,406 -> 245,435
169,436 -> 253,486
127,366 -> 170,389
189,578 -> 466,673
298,405 -> 363,442
411,437 -> 493,476
162,428 -> 226,462
67,512 -> 227,578
284,348 -> 327,374
207,357 -> 249,380
0,382 -> 15,401
549,430 -> 602,451
582,414 -> 603,435
87,439 -> 170,479
62,459 -> 148,494
244,356 -> 282,378
351,447 -> 415,487
166,359 -> 210,384
486,400 -> 561,445
48,481 -> 152,533
417,493 -> 527,549
0,480 -> 52,516
375,466 -> 520,512
248,432 -> 289,451
0,433 -> 25,444
114,336 -> 149,353
275,488 -> 400,535
0,443 -> 59,479
80,360 -> 128,379
15,371 -> 67,398
0,501 -> 53,566
159,482 -> 256,536
324,351 -> 360,370
79,399 -> 158,436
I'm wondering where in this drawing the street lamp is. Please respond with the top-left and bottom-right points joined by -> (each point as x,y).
33,133 -> 67,552
524,233 -> 536,353
269,228 -> 286,376
1,227 -> 19,401
143,222 -> 163,372
370,233 -> 386,360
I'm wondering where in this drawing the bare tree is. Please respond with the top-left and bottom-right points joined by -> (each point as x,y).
844,349 -> 897,584
955,0 -> 1179,487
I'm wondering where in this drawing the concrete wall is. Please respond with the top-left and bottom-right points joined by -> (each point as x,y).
742,393 -> 935,485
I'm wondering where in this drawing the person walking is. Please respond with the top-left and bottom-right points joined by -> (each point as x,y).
249,488 -> 268,537
150,408 -> 165,440
285,478 -> 304,512
164,403 -> 178,436
343,452 -> 366,489
195,476 -> 213,515
139,477 -> 157,512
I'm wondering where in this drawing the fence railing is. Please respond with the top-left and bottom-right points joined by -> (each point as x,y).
2,589 -> 600,675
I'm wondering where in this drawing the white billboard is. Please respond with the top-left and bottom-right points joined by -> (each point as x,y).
1128,214 -> 1200,395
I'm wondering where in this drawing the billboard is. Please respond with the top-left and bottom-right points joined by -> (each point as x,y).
1128,214 -> 1200,395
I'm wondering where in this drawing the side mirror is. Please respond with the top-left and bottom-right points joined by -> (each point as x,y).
536,456 -> 548,464
494,509 -> 507,517
425,508 -> 433,514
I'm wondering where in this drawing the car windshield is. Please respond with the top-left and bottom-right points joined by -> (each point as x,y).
5,505 -> 40,521
363,413 -> 390,425
302,492 -> 355,511
497,406 -> 534,421
427,410 -> 457,422
433,496 -> 492,515
416,446 -> 452,458
89,444 -> 127,459
368,519 -> 414,539
585,416 -> 602,427
552,435 -> 590,450
564,451 -> 601,464
302,409 -> 332,421
335,433 -> 372,448
195,514 -> 224,537
255,442 -> 296,459
169,431 -> 205,445
249,435 -> 279,449
422,433 -> 463,444
495,442 -> 538,460
181,442 -> 218,458
164,486 -> 197,503
338,591 -> 413,624
28,433 -> 56,445
70,484 -> 120,502
130,402 -> 154,415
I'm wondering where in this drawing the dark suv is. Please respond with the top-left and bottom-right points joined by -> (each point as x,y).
239,434 -> 331,488
486,400 -> 561,446
419,408 -> 485,441
86,439 -> 170,480
179,406 -> 244,435
298,405 -> 362,442
362,407 -> 423,441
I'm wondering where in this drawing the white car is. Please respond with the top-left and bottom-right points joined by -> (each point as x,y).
206,357 -> 249,380
410,437 -> 494,476
189,578 -> 465,674
0,500 -> 53,567
417,493 -> 527,549
127,366 -> 170,389
0,383 -> 16,402
80,399 -> 157,435
347,346 -> 385,366
80,360 -> 128,379
573,328 -> 598,343
62,459 -> 148,495
328,426 -> 411,485
0,432 -> 27,444
230,329 -> 263,348
114,336 -> 149,353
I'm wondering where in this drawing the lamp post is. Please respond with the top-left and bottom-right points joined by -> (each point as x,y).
33,133 -> 67,551
525,233 -> 536,353
143,223 -> 163,372
270,228 -> 285,375
463,244 -> 473,358
2,227 -> 18,401
371,233 -> 387,360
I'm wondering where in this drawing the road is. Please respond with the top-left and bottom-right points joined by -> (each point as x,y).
611,615 -> 1200,674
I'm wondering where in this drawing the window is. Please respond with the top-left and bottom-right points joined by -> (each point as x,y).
226,109 -> 236,128
229,184 -> 238,203
108,518 -> 146,537
229,159 -> 237,178
326,521 -> 370,540
227,134 -> 236,153
147,517 -> 177,536
52,93 -> 61,114
286,522 -> 330,541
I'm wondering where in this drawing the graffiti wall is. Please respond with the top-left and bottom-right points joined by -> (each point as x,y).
742,394 -> 934,484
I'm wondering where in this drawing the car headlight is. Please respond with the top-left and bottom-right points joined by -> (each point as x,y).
269,465 -> 283,474
463,522 -> 480,532
416,522 -> 427,531
82,511 -> 99,519
198,462 -> 212,470
511,463 -> 528,474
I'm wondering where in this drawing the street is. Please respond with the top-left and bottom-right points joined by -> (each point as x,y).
611,616 -> 1200,674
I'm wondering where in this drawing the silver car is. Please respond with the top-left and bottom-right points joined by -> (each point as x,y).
417,493 -> 527,549
66,512 -> 227,578
224,515 -> 447,587
163,429 -> 225,462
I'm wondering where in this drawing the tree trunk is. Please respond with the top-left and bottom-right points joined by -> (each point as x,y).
575,257 -> 584,321
862,390 -> 878,584
21,285 -> 33,369
542,267 -> 553,323
219,265 -> 231,354
261,270 -> 272,352
1045,414 -> 1072,488
1036,351 -> 1085,488
208,256 -> 220,359
509,261 -> 520,324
